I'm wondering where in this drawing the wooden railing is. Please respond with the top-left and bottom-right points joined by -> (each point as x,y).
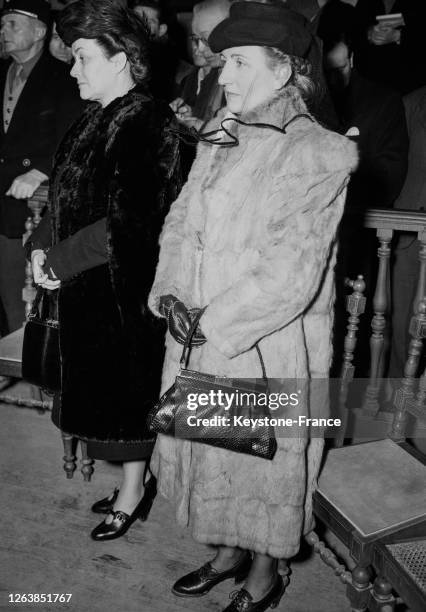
0,184 -> 51,411
22,184 -> 49,319
337,208 -> 426,445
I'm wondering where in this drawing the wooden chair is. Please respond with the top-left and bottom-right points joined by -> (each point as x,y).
0,185 -> 51,411
308,209 -> 426,612
0,185 -> 94,481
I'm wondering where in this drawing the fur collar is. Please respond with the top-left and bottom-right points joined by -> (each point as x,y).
210,86 -> 312,144
240,85 -> 309,127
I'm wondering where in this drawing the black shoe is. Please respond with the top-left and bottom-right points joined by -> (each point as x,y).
172,552 -> 252,598
90,477 -> 156,520
223,575 -> 286,612
91,488 -> 119,514
91,492 -> 152,541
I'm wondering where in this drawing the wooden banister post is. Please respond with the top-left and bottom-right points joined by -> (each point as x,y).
364,229 -> 393,414
22,184 -> 49,321
391,297 -> 426,440
335,276 -> 366,447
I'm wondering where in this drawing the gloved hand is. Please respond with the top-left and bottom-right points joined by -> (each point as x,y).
188,308 -> 207,346
159,295 -> 206,346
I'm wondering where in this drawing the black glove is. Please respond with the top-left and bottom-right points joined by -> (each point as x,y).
159,295 -> 206,346
188,308 -> 207,346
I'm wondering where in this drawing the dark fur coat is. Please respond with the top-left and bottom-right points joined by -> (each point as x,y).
50,87 -> 181,443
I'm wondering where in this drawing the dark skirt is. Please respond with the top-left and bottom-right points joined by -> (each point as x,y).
86,439 -> 154,461
52,393 -> 154,461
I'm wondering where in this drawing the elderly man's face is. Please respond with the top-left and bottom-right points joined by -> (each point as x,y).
0,13 -> 41,56
191,6 -> 227,68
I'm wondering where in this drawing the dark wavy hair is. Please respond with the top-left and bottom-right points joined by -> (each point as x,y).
56,0 -> 151,84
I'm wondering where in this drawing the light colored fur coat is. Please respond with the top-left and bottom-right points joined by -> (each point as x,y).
149,88 -> 358,559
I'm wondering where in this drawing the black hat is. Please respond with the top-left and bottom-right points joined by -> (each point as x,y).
209,1 -> 314,58
2,0 -> 51,26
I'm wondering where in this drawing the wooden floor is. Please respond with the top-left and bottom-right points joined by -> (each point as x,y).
0,385 -> 351,612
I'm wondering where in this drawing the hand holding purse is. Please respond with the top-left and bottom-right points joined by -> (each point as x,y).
148,308 -> 277,460
22,287 -> 61,393
159,294 -> 206,346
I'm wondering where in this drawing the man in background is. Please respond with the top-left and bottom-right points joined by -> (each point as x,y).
170,0 -> 230,130
0,0 -> 82,334
324,33 -> 408,209
389,86 -> 426,382
130,0 -> 192,101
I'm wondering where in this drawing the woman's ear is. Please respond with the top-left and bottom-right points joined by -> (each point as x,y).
274,63 -> 292,90
111,51 -> 128,74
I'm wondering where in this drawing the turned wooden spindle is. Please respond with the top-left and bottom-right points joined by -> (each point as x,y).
364,229 -> 393,414
409,234 -> 426,419
22,184 -> 49,320
80,441 -> 95,482
61,432 -> 77,479
305,531 -> 352,586
391,297 -> 426,440
22,215 -> 35,321
413,232 -> 426,319
347,565 -> 372,612
413,364 -> 426,421
368,576 -> 396,612
335,276 -> 366,447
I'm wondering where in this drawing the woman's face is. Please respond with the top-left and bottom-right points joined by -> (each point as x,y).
218,46 -> 288,114
70,38 -> 123,106
49,23 -> 72,64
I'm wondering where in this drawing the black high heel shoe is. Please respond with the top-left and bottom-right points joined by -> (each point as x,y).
91,488 -> 119,514
90,477 -> 157,541
172,552 -> 252,597
223,575 -> 287,612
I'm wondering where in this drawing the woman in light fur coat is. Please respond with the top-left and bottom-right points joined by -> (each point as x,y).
148,3 -> 358,611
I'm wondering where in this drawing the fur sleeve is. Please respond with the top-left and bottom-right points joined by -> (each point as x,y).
201,147 -> 357,357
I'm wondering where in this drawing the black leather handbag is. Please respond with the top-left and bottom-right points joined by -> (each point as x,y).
22,288 -> 61,392
148,308 -> 277,460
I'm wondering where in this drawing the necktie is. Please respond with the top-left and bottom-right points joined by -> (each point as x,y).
9,63 -> 24,95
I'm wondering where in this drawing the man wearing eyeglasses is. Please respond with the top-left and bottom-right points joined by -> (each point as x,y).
170,0 -> 229,131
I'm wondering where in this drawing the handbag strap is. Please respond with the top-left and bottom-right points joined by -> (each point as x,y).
28,287 -> 58,321
28,287 -> 45,318
180,306 -> 207,368
179,307 -> 268,383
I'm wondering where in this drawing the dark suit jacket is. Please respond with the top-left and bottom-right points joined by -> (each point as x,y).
179,67 -> 225,124
334,70 -> 408,208
0,52 -> 83,238
354,0 -> 426,93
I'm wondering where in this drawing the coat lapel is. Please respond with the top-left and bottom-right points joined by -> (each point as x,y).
0,59 -> 12,140
4,53 -> 49,140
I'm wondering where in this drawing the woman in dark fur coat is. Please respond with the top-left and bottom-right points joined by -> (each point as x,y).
29,0 -> 181,540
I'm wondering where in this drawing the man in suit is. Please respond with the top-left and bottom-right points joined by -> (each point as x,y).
170,0 -> 230,130
0,0 -> 82,334
323,33 -> 408,209
354,0 -> 426,94
323,33 -> 408,373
